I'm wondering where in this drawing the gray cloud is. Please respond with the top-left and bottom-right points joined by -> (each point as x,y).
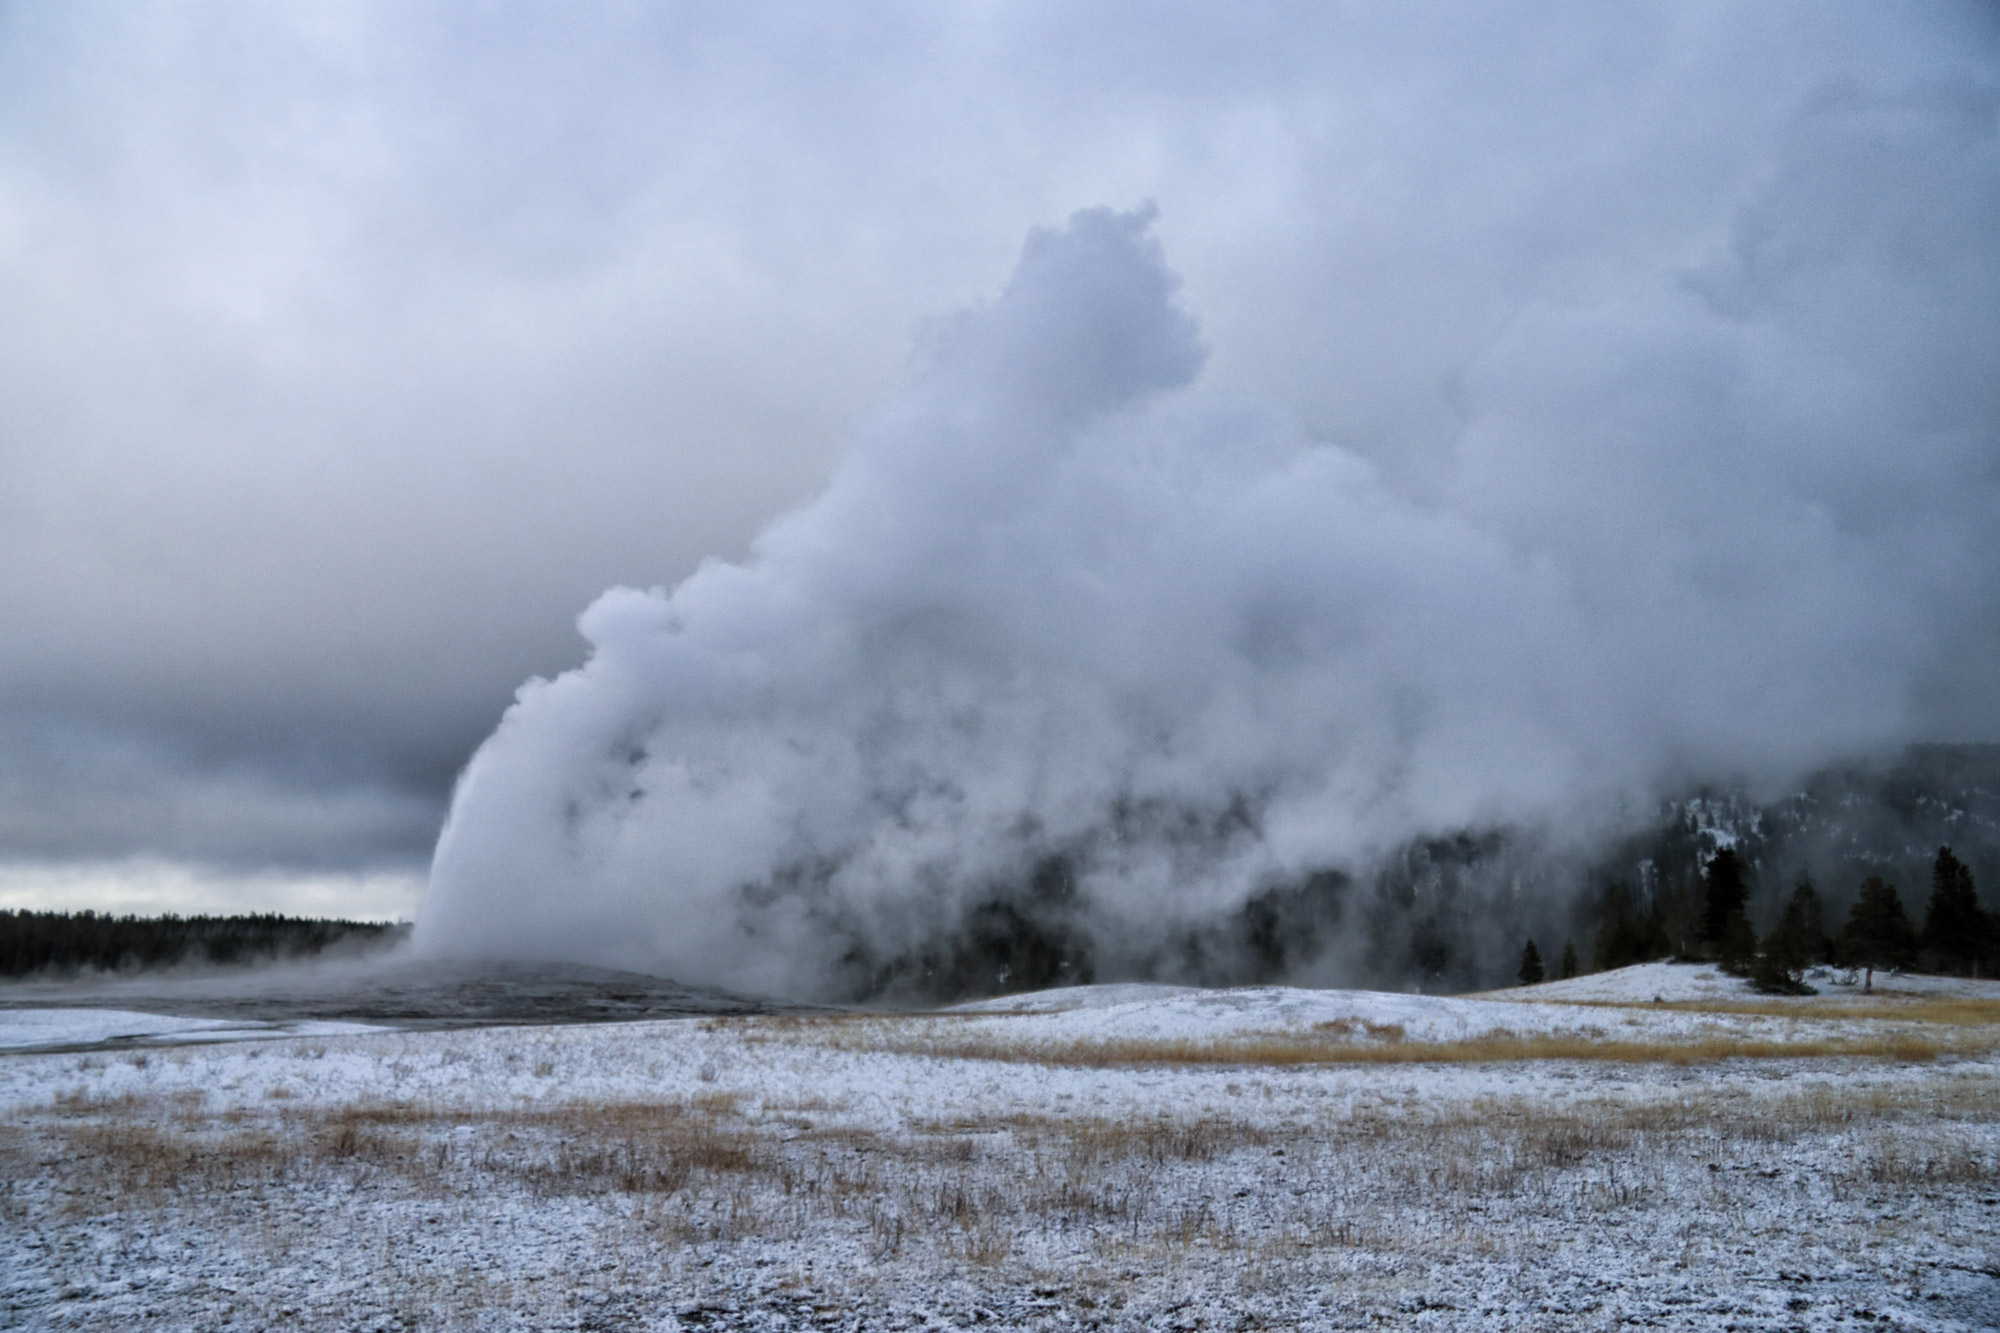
0,3 -> 1992,915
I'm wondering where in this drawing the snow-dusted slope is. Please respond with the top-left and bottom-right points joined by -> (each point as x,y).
1497,960 -> 2000,1004
932,967 -> 1997,1053
948,979 -> 1687,1044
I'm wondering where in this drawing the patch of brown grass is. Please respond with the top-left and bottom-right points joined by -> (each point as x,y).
20,1091 -> 779,1211
1007,1113 -> 1274,1165
56,1116 -> 293,1203
49,1087 -> 148,1116
1541,996 -> 2000,1026
736,999 -> 2000,1068
834,1028 -> 1950,1069
1314,1018 -> 1406,1042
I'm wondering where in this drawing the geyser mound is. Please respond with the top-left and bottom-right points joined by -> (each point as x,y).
417,87 -> 2000,998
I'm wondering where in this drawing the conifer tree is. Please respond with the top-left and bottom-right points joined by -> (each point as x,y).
1594,881 -> 1648,971
1796,874 -> 1830,964
1750,944 -> 1810,995
1841,876 -> 1918,993
1702,848 -> 1750,951
1752,878 -> 1822,994
1517,939 -> 1544,986
1763,875 -> 1826,980
1922,847 -> 1992,975
1558,939 -> 1578,980
1718,911 -> 1758,976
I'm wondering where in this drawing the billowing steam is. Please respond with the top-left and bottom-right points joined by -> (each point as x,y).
416,84 -> 1998,998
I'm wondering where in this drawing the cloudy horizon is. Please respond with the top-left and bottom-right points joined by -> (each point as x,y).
2,2 -> 1995,925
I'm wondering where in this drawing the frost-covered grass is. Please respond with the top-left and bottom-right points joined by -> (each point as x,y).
5,966 -> 2000,1330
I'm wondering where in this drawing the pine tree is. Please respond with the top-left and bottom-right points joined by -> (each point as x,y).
1593,881 -> 1640,971
1751,878 -> 1821,994
1702,848 -> 1750,951
1718,912 -> 1758,976
1763,876 -> 1826,980
1922,847 -> 1991,976
1797,874 -> 1831,964
1517,939 -> 1545,986
1558,939 -> 1578,980
1842,876 -> 1918,993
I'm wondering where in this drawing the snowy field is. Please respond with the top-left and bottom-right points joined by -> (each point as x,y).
4,965 -> 1999,1330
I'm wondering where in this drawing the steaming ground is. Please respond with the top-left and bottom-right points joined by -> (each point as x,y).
0,954 -> 800,1046
6,964 -> 1999,1330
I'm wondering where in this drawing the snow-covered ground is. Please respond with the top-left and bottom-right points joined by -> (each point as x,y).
3,964 -> 1997,1330
1503,961 -> 2000,1006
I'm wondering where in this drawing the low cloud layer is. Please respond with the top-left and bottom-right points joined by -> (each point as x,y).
1,4 -> 1993,916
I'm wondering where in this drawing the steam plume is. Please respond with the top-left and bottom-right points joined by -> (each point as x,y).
417,86 -> 1999,996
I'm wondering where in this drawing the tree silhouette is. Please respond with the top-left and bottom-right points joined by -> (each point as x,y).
1922,847 -> 1992,976
1558,939 -> 1578,980
1702,848 -> 1750,952
1774,876 -> 1825,966
1718,910 -> 1758,976
1517,939 -> 1545,986
1752,878 -> 1824,995
1593,881 -> 1664,971
1841,876 -> 1918,992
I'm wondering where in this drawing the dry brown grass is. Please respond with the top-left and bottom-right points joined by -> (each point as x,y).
1542,996 -> 2000,1027
725,996 -> 2000,1069
993,1112 -> 1276,1165
1314,1017 -> 1407,1041
21,1089 -> 778,1217
822,1027 -> 1954,1069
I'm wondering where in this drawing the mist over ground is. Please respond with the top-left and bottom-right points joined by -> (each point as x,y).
1,5 -> 1993,954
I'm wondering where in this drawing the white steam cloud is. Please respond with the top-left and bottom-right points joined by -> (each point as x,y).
416,83 -> 1998,996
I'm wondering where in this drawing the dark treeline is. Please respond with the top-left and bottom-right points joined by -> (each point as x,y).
852,746 -> 2000,1002
0,911 -> 408,979
1568,843 -> 1997,994
1498,745 -> 2000,995
1568,840 -> 1992,984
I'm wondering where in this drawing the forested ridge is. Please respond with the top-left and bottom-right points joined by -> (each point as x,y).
0,911 -> 407,978
1550,746 -> 2000,992
847,745 -> 2000,1001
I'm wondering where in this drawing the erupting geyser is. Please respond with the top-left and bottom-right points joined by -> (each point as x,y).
417,87 -> 2000,997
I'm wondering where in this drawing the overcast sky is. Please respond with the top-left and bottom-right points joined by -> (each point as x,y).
1,2 -> 1994,920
